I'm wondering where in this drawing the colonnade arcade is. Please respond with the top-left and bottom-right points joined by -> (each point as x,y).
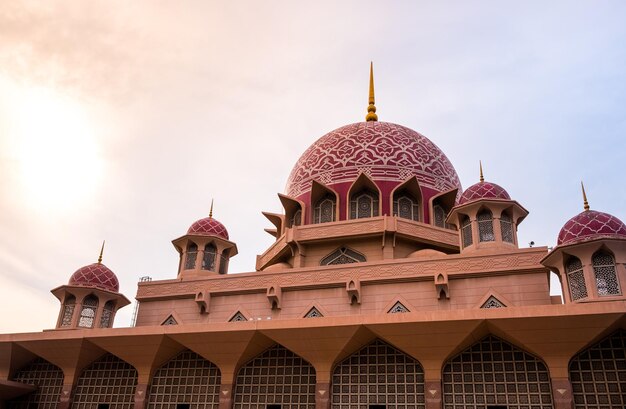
6,329 -> 626,409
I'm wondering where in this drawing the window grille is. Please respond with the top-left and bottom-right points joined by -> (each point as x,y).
202,243 -> 217,271
320,247 -> 366,266
99,301 -> 115,328
569,329 -> 626,409
393,194 -> 419,222
72,354 -> 137,409
481,296 -> 505,308
350,190 -> 379,219
388,301 -> 410,313
434,204 -> 446,228
477,211 -> 495,242
331,339 -> 425,409
500,213 -> 514,243
61,295 -> 76,327
304,307 -> 323,318
148,350 -> 221,409
461,216 -> 473,247
230,311 -> 248,322
78,295 -> 98,328
162,315 -> 178,325
9,358 -> 63,409
185,243 -> 198,270
290,209 -> 302,227
219,249 -> 229,274
592,251 -> 621,296
566,257 -> 588,301
314,194 -> 336,224
233,345 -> 316,409
443,335 -> 552,409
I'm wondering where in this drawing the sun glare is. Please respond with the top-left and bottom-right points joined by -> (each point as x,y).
8,85 -> 103,211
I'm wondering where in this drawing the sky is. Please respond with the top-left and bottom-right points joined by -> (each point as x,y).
1,1 -> 625,333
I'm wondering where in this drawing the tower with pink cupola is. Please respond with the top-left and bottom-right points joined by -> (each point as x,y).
51,242 -> 130,329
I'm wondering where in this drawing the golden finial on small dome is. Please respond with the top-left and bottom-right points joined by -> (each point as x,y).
365,62 -> 378,122
97,240 -> 105,264
209,199 -> 214,219
581,181 -> 590,211
479,161 -> 484,183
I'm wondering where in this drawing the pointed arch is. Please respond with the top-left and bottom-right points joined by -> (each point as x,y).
9,357 -> 64,409
233,344 -> 316,408
499,210 -> 515,243
78,294 -> 98,328
442,335 -> 552,409
279,193 -> 305,228
347,173 -> 381,219
72,353 -> 137,408
461,214 -> 473,247
477,208 -> 495,242
565,255 -> 588,301
147,350 -> 221,409
390,176 -> 422,222
184,242 -> 198,270
60,294 -> 76,327
201,242 -> 217,271
592,249 -> 621,296
331,339 -> 425,408
99,300 -> 115,328
430,187 -> 458,229
311,180 -> 339,224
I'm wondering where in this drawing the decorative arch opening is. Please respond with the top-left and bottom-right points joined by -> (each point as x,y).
202,242 -> 217,271
311,181 -> 338,224
290,209 -> 302,227
233,344 -> 316,408
566,256 -> 588,301
391,177 -> 422,222
348,173 -> 380,220
280,194 -> 304,228
320,247 -> 366,266
461,215 -> 473,247
442,335 -> 552,409
219,248 -> 230,274
331,339 -> 425,409
569,329 -> 626,408
72,354 -> 137,408
78,294 -> 98,328
9,358 -> 64,409
99,300 -> 115,328
147,350 -> 221,409
592,250 -> 621,296
185,242 -> 198,270
500,211 -> 514,243
430,188 -> 458,230
477,209 -> 495,242
61,294 -> 76,327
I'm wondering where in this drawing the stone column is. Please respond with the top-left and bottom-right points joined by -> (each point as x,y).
57,383 -> 74,409
218,383 -> 233,409
134,384 -> 149,409
551,378 -> 574,409
315,382 -> 331,409
424,380 -> 442,409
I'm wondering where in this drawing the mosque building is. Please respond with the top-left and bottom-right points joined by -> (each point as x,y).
1,65 -> 626,409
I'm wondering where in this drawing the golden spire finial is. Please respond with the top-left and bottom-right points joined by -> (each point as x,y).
98,240 -> 105,264
581,181 -> 590,211
209,199 -> 214,219
479,161 -> 484,183
365,62 -> 378,122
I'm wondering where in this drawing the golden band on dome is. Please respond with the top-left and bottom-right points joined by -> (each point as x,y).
366,62 -> 378,122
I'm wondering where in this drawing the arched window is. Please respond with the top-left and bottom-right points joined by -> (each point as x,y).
477,210 -> 495,242
592,251 -> 621,296
461,216 -> 473,247
184,243 -> 197,270
99,301 -> 115,328
320,247 -> 366,265
78,295 -> 98,328
393,193 -> 419,221
350,189 -> 379,219
219,249 -> 229,274
61,295 -> 76,327
433,204 -> 446,228
566,257 -> 587,301
289,209 -> 302,227
202,243 -> 217,271
314,194 -> 336,224
500,212 -> 514,243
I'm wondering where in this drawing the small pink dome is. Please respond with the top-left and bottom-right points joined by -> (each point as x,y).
69,263 -> 120,292
187,217 -> 229,240
458,181 -> 511,205
557,210 -> 626,246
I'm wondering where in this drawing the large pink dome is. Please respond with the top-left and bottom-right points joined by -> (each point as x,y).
557,210 -> 626,246
458,181 -> 511,205
285,122 -> 462,199
187,217 -> 229,240
69,263 -> 119,293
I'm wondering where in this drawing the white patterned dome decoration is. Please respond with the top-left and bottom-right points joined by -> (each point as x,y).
285,122 -> 462,199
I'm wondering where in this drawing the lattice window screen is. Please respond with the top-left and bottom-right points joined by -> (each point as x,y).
78,295 -> 98,328
350,190 -> 379,219
320,247 -> 366,266
304,307 -> 323,318
290,209 -> 302,227
61,296 -> 76,327
442,336 -> 552,409
314,194 -> 336,224
388,301 -> 410,313
500,213 -> 514,243
100,301 -> 115,328
434,205 -> 446,228
9,358 -> 63,409
570,329 -> 626,409
185,243 -> 198,270
481,296 -> 505,309
461,217 -> 473,247
72,354 -> 137,409
331,339 -> 425,409
477,211 -> 495,242
393,194 -> 419,222
233,345 -> 316,408
148,350 -> 221,409
162,315 -> 178,325
230,312 -> 248,322
566,257 -> 588,301
592,252 -> 621,296
202,244 -> 217,271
